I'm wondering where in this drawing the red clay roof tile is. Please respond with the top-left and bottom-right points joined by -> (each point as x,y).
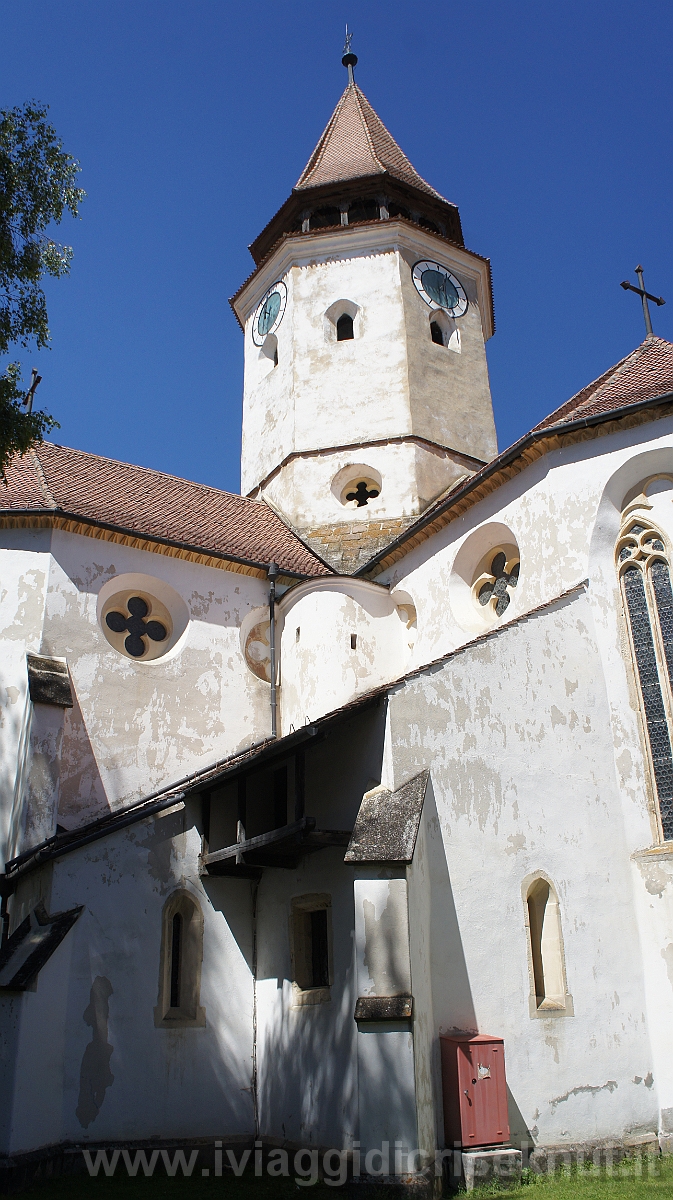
0,443 -> 331,578
296,82 -> 448,202
534,335 -> 673,430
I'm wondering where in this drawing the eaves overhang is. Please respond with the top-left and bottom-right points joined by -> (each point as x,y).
230,218 -> 495,342
355,388 -> 673,579
0,508 -> 330,585
248,174 -> 464,266
2,688 -> 387,893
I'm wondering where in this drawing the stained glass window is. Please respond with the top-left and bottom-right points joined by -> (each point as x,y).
618,521 -> 673,839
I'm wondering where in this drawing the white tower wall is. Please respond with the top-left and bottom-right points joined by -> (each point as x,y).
235,222 -> 497,537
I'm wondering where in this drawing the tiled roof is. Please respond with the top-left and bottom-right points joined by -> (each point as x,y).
534,335 -> 673,430
0,443 -> 331,578
295,82 -> 448,202
357,335 -> 673,577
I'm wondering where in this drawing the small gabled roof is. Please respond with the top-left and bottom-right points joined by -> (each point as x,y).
1,442 -> 331,579
295,81 -> 449,203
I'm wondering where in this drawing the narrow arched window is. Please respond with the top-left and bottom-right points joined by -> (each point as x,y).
336,313 -> 354,341
524,876 -> 572,1016
170,913 -> 182,1008
430,321 -> 444,345
155,891 -> 205,1027
618,517 -> 673,840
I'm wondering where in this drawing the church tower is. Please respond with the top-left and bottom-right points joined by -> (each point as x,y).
231,50 -> 497,571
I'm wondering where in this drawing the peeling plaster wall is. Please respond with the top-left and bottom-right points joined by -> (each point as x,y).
1,708 -> 386,1157
260,440 -> 472,528
279,580 -> 412,732
372,418 -> 673,1145
380,417 -> 673,673
385,590 -> 659,1147
4,415 -> 673,1157
0,799 -> 255,1155
240,228 -> 496,525
1,526 -> 273,841
0,528 -> 50,864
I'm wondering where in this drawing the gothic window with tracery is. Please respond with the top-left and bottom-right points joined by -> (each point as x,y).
617,519 -> 673,840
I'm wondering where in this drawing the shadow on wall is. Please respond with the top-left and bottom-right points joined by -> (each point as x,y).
202,877 -> 255,974
423,783 -> 532,1148
76,976 -> 114,1128
255,872 -> 357,1149
57,690 -> 111,831
72,828 -> 258,1139
425,782 -> 477,1035
4,682 -> 31,864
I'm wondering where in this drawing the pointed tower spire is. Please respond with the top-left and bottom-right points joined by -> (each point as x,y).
247,62 -> 464,264
295,77 -> 447,202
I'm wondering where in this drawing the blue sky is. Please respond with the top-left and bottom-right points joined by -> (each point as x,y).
2,1 -> 671,493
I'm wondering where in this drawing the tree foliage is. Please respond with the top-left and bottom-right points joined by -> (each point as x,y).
0,102 -> 85,478
0,364 -> 58,480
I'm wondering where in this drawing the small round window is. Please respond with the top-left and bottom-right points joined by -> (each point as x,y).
472,547 -> 520,618
331,463 -> 383,509
101,590 -> 174,661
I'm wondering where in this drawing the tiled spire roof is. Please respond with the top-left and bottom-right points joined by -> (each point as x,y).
0,443 -> 331,578
295,82 -> 448,202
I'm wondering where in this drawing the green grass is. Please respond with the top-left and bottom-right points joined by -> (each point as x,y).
13,1156 -> 673,1200
472,1156 -> 673,1198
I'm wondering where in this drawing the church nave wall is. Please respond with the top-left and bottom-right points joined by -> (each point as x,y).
1,526 -> 275,858
0,796 -> 257,1154
384,586 -> 659,1149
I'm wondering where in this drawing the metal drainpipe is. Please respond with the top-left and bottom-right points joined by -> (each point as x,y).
268,562 -> 279,739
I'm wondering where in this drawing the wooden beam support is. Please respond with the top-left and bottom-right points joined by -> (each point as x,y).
236,777 -> 247,865
204,816 -> 316,868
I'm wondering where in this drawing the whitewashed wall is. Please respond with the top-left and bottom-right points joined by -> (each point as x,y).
0,526 -> 273,859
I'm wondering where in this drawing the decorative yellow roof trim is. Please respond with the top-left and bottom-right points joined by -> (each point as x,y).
0,513 -> 299,585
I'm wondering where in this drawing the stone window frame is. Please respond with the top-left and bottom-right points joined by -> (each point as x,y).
289,893 -> 333,1008
616,513 -> 673,843
522,871 -> 573,1019
471,544 -> 520,622
428,309 -> 460,353
154,889 -> 206,1028
323,299 -> 361,343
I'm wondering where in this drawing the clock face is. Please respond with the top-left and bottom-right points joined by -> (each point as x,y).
411,261 -> 468,318
252,281 -> 287,346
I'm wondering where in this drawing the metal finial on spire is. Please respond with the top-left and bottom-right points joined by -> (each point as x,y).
620,265 -> 665,338
342,24 -> 358,84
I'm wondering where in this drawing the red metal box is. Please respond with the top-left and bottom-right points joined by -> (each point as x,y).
440,1033 -> 510,1148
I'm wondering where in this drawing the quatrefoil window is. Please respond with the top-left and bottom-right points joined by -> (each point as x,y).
346,480 -> 380,507
473,550 -> 520,617
105,596 -> 168,658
